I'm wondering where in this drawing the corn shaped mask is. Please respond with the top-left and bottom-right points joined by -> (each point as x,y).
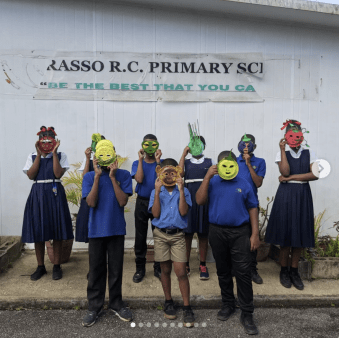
95,140 -> 116,166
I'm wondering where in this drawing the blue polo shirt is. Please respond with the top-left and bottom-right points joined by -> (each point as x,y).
148,186 -> 192,229
208,175 -> 258,226
82,169 -> 133,238
237,154 -> 266,202
131,160 -> 163,199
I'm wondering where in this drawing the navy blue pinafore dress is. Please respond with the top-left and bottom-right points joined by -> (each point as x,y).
75,160 -> 94,243
22,153 -> 74,243
265,149 -> 315,248
184,158 -> 212,235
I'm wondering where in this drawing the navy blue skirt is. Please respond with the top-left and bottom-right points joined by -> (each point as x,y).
265,182 -> 314,248
22,182 -> 74,243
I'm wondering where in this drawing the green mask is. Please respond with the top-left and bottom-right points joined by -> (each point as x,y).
142,140 -> 159,155
188,121 -> 204,157
217,151 -> 239,180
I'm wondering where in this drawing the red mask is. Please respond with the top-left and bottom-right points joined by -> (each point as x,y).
37,127 -> 57,154
285,130 -> 304,147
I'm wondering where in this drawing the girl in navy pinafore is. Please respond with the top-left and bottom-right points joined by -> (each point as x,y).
22,153 -> 73,243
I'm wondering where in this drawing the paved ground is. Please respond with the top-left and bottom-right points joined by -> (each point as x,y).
1,250 -> 338,309
0,308 -> 338,338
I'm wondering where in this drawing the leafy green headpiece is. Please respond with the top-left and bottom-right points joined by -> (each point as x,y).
188,120 -> 204,157
91,133 -> 102,152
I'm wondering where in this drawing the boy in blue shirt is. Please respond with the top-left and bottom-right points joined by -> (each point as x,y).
237,134 -> 266,284
196,150 -> 260,335
148,159 -> 195,328
131,134 -> 162,283
81,140 -> 133,327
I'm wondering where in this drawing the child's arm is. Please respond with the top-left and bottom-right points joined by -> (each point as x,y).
86,158 -> 102,208
27,141 -> 42,180
196,165 -> 218,205
177,177 -> 189,216
152,178 -> 162,218
82,147 -> 92,177
279,163 -> 318,182
108,161 -> 129,207
243,154 -> 263,188
134,149 -> 145,184
178,146 -> 190,177
278,138 -> 290,177
52,140 -> 66,179
248,208 -> 260,251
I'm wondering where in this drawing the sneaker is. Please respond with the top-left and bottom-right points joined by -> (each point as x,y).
280,270 -> 292,288
240,312 -> 258,335
111,307 -> 133,322
183,307 -> 195,328
30,266 -> 47,281
290,271 -> 304,290
52,265 -> 63,280
217,305 -> 235,321
251,270 -> 263,284
163,301 -> 177,320
154,267 -> 161,281
82,310 -> 99,327
133,269 -> 145,283
199,265 -> 209,280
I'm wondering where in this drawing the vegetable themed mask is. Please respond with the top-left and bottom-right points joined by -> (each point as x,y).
91,133 -> 102,152
95,140 -> 117,167
281,120 -> 310,148
142,140 -> 159,155
217,152 -> 239,180
156,165 -> 183,186
37,126 -> 57,154
188,121 -> 204,157
238,134 -> 255,155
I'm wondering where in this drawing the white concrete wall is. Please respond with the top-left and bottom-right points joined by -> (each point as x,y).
1,0 -> 338,239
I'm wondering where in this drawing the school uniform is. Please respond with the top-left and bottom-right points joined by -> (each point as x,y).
184,156 -> 215,236
265,147 -> 317,248
75,155 -> 94,243
237,154 -> 266,271
148,186 -> 192,262
22,152 -> 73,243
207,175 -> 258,313
82,169 -> 133,313
131,159 -> 163,270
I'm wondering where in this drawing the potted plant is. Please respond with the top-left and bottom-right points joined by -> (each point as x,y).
46,155 -> 130,264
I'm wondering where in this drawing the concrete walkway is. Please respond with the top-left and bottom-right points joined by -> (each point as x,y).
0,250 -> 338,309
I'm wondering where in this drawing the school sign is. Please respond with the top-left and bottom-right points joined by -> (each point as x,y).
1,51 -> 264,102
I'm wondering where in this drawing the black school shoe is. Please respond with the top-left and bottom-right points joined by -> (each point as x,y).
217,305 -> 235,321
111,307 -> 133,322
183,307 -> 195,328
240,312 -> 259,335
251,270 -> 263,284
163,301 -> 177,320
30,266 -> 47,281
290,270 -> 304,290
133,269 -> 145,283
82,310 -> 99,327
280,270 -> 292,288
52,265 -> 63,280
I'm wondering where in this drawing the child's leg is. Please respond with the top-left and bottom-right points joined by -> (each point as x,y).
280,246 -> 291,267
198,234 -> 208,262
53,240 -> 62,265
34,242 -> 45,265
184,234 -> 194,262
160,261 -> 172,300
291,247 -> 303,268
173,262 -> 190,306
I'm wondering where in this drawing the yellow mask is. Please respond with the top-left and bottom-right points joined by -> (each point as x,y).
217,153 -> 239,180
95,140 -> 116,166
155,165 -> 183,186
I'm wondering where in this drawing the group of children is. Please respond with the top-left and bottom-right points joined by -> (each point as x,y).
22,119 -> 318,335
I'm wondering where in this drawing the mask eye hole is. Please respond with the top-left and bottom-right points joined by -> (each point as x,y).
222,165 -> 226,168
99,155 -> 103,157
107,155 -> 111,157
230,165 -> 234,168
